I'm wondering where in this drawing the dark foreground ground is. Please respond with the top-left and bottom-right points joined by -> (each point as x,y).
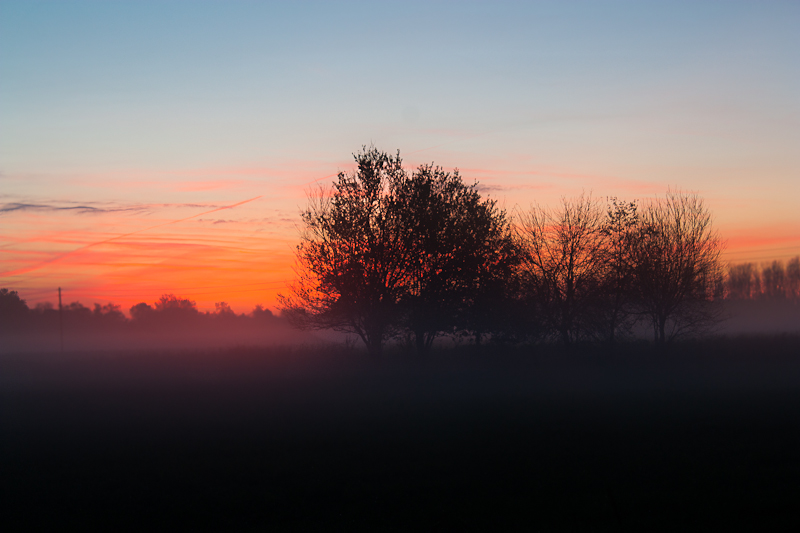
2,337 -> 800,531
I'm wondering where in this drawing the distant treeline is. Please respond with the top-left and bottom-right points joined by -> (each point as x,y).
725,258 -> 800,300
0,291 -> 303,352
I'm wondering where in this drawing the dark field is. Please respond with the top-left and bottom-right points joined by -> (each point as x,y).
2,337 -> 800,531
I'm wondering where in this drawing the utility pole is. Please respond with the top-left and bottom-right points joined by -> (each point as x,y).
58,287 -> 63,353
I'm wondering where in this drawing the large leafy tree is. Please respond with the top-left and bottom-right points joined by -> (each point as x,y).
280,147 -> 515,356
279,147 -> 410,357
393,164 -> 517,354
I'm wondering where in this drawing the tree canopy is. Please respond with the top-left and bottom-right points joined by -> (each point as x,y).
279,146 -> 514,356
629,191 -> 723,344
279,147 -> 410,356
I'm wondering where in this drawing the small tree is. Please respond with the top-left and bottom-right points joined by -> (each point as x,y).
0,288 -> 30,336
787,257 -> 800,300
214,302 -> 235,315
155,294 -> 197,312
0,288 -> 29,318
516,193 -> 607,344
630,190 -> 723,344
760,260 -> 787,299
726,262 -> 761,299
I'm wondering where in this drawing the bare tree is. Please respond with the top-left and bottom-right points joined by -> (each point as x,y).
279,147 -> 410,357
726,262 -> 761,299
630,190 -> 723,344
516,193 -> 607,344
787,256 -> 800,300
760,260 -> 787,299
596,198 -> 639,344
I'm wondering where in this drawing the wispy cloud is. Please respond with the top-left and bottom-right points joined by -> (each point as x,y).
0,202 -> 147,215
0,196 -> 264,277
0,199 -> 242,216
474,183 -> 554,193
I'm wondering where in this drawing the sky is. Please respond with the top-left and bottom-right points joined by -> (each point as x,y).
1,0 -> 799,314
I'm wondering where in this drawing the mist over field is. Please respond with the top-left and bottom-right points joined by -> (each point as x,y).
1,298 -> 798,354
1,295 -> 798,355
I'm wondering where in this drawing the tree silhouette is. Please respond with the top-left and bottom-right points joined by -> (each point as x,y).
0,288 -> 28,316
724,257 -> 800,300
630,190 -> 723,344
214,302 -> 235,315
279,147 -> 410,357
0,288 -> 29,336
761,260 -> 787,299
726,262 -> 761,299
787,257 -> 800,300
458,224 -> 521,346
392,164 -> 516,354
280,146 -> 516,356
596,198 -> 640,344
516,194 -> 607,344
155,294 -> 198,312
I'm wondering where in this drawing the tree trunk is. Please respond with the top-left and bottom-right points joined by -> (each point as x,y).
414,327 -> 428,356
654,315 -> 667,345
364,328 -> 383,358
652,316 -> 659,344
560,325 -> 570,346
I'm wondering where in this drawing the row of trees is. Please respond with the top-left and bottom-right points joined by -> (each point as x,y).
0,290 -> 304,353
0,290 -> 280,336
725,258 -> 800,300
280,147 -> 725,355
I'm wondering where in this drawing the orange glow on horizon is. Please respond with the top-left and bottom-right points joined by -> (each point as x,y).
5,209 -> 797,315
2,161 -> 798,314
1,195 -> 298,314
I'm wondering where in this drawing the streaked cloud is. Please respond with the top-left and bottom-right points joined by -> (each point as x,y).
0,202 -> 146,215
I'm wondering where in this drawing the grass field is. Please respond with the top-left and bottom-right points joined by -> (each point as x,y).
2,337 -> 800,530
